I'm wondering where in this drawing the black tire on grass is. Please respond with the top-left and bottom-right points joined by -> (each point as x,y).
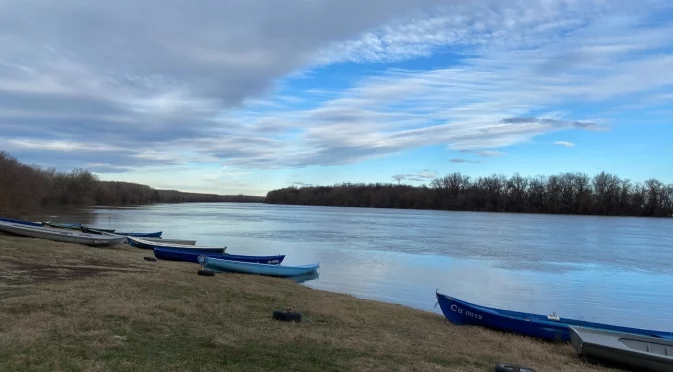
272,310 -> 303,322
143,257 -> 157,262
494,363 -> 536,372
197,269 -> 215,277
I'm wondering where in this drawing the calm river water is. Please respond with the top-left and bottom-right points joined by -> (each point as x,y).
30,203 -> 673,331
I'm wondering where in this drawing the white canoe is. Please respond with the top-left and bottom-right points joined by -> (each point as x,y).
0,220 -> 126,247
127,236 -> 224,253
140,237 -> 197,245
570,326 -> 673,372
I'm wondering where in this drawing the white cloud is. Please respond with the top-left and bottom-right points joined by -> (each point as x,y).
0,0 -> 670,186
221,1 -> 670,168
554,141 -> 577,147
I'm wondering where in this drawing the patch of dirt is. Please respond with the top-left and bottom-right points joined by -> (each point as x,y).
0,259 -> 147,286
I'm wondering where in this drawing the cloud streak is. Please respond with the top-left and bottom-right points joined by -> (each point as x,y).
392,171 -> 438,183
500,117 -> 605,132
460,150 -> 508,157
554,141 -> 577,148
450,158 -> 482,164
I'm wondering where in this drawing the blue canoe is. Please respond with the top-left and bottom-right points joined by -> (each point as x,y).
153,247 -> 285,265
199,256 -> 319,278
127,236 -> 225,253
0,216 -> 42,227
436,292 -> 673,342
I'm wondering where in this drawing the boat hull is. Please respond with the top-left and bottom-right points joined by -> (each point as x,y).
0,217 -> 42,227
436,293 -> 673,342
142,237 -> 196,245
199,256 -> 318,277
570,326 -> 673,372
79,226 -> 117,234
0,221 -> 126,247
115,231 -> 162,238
127,236 -> 224,253
437,292 -> 568,341
153,247 -> 285,265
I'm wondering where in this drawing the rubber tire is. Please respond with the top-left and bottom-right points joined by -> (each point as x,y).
272,310 -> 303,322
143,257 -> 157,262
494,363 -> 536,372
197,269 -> 215,277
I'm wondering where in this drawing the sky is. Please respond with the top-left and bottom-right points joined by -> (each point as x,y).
0,0 -> 672,196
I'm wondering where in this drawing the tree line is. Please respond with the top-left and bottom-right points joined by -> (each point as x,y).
265,172 -> 673,217
0,151 -> 263,217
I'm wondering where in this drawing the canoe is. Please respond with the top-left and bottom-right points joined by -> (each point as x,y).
0,216 -> 42,227
0,221 -> 126,247
81,226 -> 169,241
436,292 -> 673,342
153,247 -> 285,265
570,326 -> 673,372
45,222 -> 117,233
79,226 -> 117,234
127,236 -> 224,253
80,226 -> 116,235
142,237 -> 196,245
198,256 -> 319,277
115,231 -> 162,238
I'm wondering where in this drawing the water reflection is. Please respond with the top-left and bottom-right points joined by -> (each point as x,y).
26,203 -> 673,331
287,271 -> 320,284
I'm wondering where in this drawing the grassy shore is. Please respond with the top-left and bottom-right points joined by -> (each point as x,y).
0,234 -> 616,372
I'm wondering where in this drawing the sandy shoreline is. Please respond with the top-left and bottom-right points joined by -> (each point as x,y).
0,234 -> 616,371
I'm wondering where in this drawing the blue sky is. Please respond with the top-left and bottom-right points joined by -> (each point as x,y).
0,0 -> 672,195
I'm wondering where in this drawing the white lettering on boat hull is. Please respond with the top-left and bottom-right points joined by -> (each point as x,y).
450,304 -> 483,320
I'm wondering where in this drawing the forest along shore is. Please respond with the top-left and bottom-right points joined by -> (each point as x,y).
266,172 -> 673,217
0,151 -> 263,217
0,234 -> 616,372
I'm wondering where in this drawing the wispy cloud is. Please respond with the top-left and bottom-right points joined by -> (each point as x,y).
392,170 -> 438,183
450,158 -> 482,164
500,117 -> 605,132
460,150 -> 508,157
291,181 -> 312,187
554,141 -> 577,148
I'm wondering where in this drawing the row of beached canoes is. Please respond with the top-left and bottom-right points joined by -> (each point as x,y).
0,216 -> 319,278
127,236 -> 319,277
436,292 -> 673,371
2,215 -> 670,370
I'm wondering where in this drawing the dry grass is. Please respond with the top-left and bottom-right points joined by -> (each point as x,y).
0,234 -> 619,372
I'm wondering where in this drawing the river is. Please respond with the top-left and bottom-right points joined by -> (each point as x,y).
28,202 -> 673,331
